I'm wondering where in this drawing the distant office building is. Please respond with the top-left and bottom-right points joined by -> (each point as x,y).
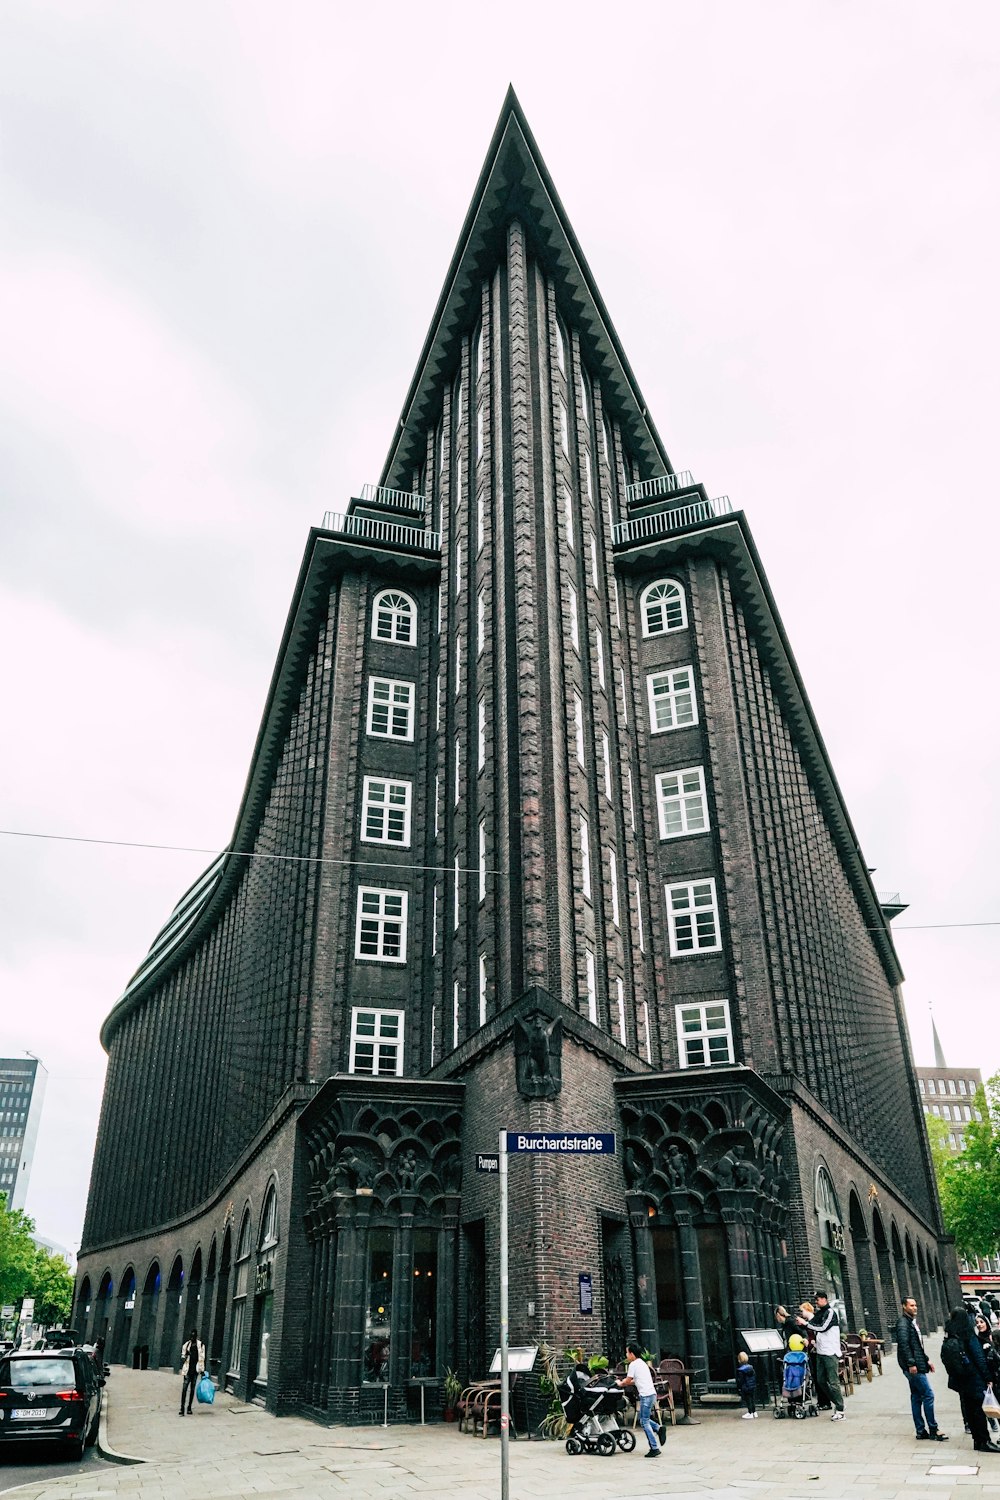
916,1019 -> 983,1153
0,1057 -> 47,1213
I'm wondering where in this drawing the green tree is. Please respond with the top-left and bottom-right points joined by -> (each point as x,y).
31,1247 -> 74,1327
0,1193 -> 37,1311
930,1075 -> 1000,1262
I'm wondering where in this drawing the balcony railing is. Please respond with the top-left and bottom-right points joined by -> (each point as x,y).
877,891 -> 901,907
322,512 -> 441,552
359,484 -> 427,513
625,471 -> 694,505
613,496 -> 733,547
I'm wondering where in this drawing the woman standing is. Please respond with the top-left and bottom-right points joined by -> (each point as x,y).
941,1307 -> 999,1454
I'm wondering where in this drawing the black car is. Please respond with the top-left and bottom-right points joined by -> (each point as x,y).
0,1349 -> 103,1460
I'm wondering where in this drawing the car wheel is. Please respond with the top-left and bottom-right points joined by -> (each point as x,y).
65,1435 -> 86,1462
86,1410 -> 100,1446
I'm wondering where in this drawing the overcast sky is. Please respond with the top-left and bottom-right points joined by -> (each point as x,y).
2,1 -> 998,1258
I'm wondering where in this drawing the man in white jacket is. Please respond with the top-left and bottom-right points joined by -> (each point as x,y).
800,1293 -> 845,1420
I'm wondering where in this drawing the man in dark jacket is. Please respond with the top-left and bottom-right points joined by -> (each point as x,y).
896,1296 -> 948,1441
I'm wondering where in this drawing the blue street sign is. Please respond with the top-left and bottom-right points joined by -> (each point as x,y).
579,1273 -> 593,1315
504,1132 -> 615,1154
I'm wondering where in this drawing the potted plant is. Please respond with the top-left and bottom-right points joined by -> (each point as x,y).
443,1367 -> 462,1421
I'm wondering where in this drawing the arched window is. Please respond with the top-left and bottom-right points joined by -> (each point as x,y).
372,590 -> 416,646
640,579 -> 687,637
229,1209 -> 252,1378
259,1186 -> 278,1251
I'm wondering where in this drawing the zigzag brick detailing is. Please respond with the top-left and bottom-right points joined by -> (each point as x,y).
73,92 -> 956,1420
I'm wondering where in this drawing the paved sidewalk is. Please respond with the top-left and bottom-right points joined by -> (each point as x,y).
5,1339 -> 1000,1500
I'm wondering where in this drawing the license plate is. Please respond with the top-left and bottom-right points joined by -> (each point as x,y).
12,1409 -> 46,1419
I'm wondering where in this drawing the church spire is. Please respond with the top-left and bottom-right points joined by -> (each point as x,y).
931,1010 -> 947,1070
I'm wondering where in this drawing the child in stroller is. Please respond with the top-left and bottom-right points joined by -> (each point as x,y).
558,1363 -> 635,1455
775,1335 -> 818,1419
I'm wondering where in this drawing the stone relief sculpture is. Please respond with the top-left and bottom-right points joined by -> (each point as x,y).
514,1012 -> 562,1099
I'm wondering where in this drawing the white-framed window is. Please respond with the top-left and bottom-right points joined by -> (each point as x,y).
564,485 -> 575,550
479,953 -> 487,1026
574,692 -> 585,765
478,820 -> 487,903
455,634 -> 462,694
602,416 -> 611,466
595,627 -> 606,689
641,579 -> 687,636
454,735 -> 461,804
656,767 -> 710,838
580,813 -> 592,900
437,584 -> 442,633
918,1077 -> 926,1093
615,977 -> 626,1045
367,677 -> 415,740
585,949 -> 598,1023
950,1079 -> 957,1094
568,585 -> 580,652
589,533 -> 598,589
619,667 -> 629,726
959,1079 -> 967,1094
455,540 -> 462,595
601,732 -> 611,798
435,672 -> 442,731
648,667 -> 697,733
434,774 -> 440,838
584,453 -> 593,505
475,323 -> 484,380
477,590 -> 486,655
676,1000 -> 733,1069
477,408 -> 484,462
555,319 -> 566,374
477,493 -> 485,553
438,423 -> 445,475
635,878 -> 645,951
455,462 -> 463,508
943,1103 -> 952,1120
624,766 -> 635,829
608,848 -> 620,927
666,878 -> 721,955
454,857 -> 460,930
430,1001 -> 438,1067
559,400 -> 569,455
372,589 -> 416,645
350,1007 -> 404,1076
579,371 -> 589,425
612,577 -> 621,629
355,887 -> 408,963
432,884 -> 438,956
453,980 -> 460,1048
927,1079 -> 936,1094
455,381 -> 463,428
642,1000 -> 652,1064
361,777 -> 412,846
478,697 -> 486,771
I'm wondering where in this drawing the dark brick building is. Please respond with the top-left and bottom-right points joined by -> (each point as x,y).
74,92 -> 956,1417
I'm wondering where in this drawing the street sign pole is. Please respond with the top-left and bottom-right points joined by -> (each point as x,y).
499,1127 -> 509,1500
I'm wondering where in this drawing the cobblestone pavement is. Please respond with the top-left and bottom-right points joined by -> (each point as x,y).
4,1337 -> 1000,1500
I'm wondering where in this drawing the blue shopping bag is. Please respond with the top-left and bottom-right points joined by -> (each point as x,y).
196,1373 -> 215,1405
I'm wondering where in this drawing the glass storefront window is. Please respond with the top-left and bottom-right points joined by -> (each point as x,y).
364,1231 -> 392,1384
256,1292 -> 273,1384
411,1230 -> 438,1377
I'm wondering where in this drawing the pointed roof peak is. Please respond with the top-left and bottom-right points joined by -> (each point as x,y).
931,1010 -> 947,1070
379,91 -> 676,491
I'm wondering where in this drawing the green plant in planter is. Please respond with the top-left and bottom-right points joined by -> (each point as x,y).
587,1354 -> 609,1374
443,1367 -> 462,1409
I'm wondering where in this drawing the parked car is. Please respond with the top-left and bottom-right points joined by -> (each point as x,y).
0,1348 -> 103,1460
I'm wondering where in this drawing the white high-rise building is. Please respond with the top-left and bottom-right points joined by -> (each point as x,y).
0,1056 -> 47,1213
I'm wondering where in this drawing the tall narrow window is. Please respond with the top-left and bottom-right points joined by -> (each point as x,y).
455,382 -> 463,428
559,400 -> 569,455
584,453 -> 593,505
619,667 -> 629,726
589,533 -> 599,589
478,820 -> 487,903
434,774 -> 440,838
580,813 -> 592,900
648,667 -> 697,733
455,634 -> 462,695
372,590 -> 416,645
350,1008 -> 404,1075
608,848 -> 620,927
454,736 -> 461,805
478,698 -> 486,770
453,857 -> 460,930
361,777 -> 412,845
479,953 -> 487,1026
453,981 -> 460,1049
455,463 -> 463,509
602,417 -> 611,466
476,408 -> 484,462
635,878 -> 645,952
642,1000 -> 652,1064
555,320 -> 566,374
612,577 -> 621,629
585,950 -> 597,1024
601,732 -> 611,799
367,678 -> 415,741
569,586 -> 580,652
641,579 -> 687,636
476,324 -> 484,379
615,978 -> 626,1046
477,590 -> 486,656
574,693 -> 585,765
437,585 -> 442,633
564,486 -> 575,551
430,1002 -> 438,1068
435,673 -> 442,732
656,767 -> 710,838
477,494 -> 485,553
595,628 -> 606,689
624,766 -> 635,829
455,541 -> 462,595
666,879 -> 721,955
580,372 -> 589,425
355,888 -> 408,963
431,885 -> 438,956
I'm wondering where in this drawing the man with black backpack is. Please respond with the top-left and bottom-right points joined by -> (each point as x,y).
895,1296 -> 949,1441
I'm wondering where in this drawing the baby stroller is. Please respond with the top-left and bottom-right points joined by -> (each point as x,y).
558,1366 -> 634,1455
774,1344 -> 818,1419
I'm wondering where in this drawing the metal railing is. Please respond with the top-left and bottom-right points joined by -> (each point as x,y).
625,471 -> 694,504
359,484 -> 427,513
321,512 -> 441,551
876,891 -> 901,906
613,496 -> 733,546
